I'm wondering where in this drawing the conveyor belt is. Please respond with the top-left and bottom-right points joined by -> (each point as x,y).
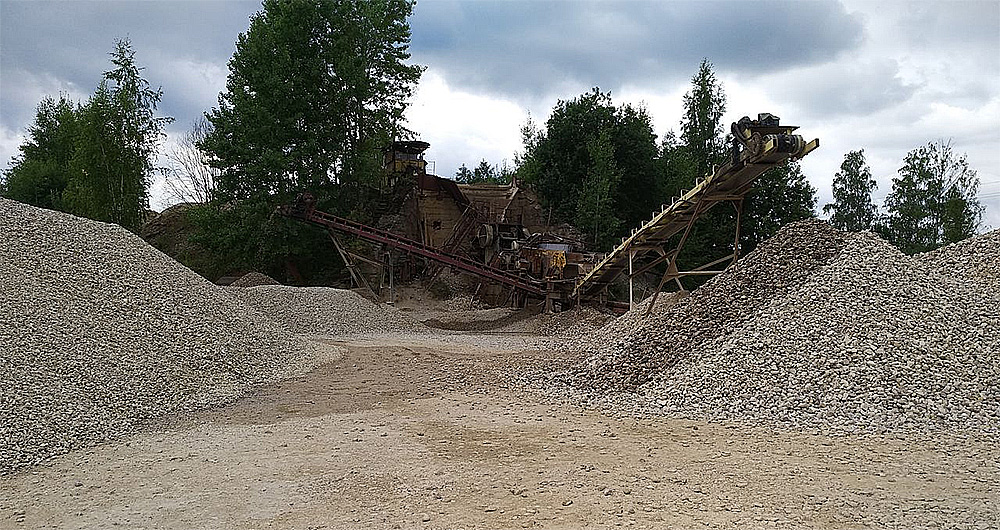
572,115 -> 818,299
279,202 -> 546,297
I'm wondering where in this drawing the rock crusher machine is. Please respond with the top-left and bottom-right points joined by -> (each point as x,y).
279,114 -> 818,312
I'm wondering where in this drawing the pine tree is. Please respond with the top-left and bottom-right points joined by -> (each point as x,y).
4,39 -> 169,232
517,87 -> 658,247
680,59 -> 727,178
65,39 -> 171,231
576,130 -> 622,249
1,95 -> 79,210
454,164 -> 474,183
823,150 -> 877,232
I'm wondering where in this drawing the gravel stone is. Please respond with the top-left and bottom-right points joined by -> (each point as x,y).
231,285 -> 424,336
915,229 -> 1000,290
228,271 -> 281,288
552,220 -> 1000,433
0,198 -> 318,474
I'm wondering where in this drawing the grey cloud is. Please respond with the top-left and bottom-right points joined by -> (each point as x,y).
897,1 -> 1000,56
766,60 -> 921,119
409,0 -> 865,101
1,0 -> 259,136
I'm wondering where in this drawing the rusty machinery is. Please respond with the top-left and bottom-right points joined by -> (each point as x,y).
279,113 -> 818,312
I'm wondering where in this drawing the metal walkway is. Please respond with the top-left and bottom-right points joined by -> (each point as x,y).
278,200 -> 546,297
572,114 -> 819,301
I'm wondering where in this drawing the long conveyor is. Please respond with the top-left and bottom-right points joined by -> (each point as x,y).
278,196 -> 547,297
572,114 -> 819,300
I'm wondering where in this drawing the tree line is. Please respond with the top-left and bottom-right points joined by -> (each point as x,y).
824,143 -> 982,254
1,1 -> 986,285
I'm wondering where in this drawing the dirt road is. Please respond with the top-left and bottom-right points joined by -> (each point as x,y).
1,332 -> 996,529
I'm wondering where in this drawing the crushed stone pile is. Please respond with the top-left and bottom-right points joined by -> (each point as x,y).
559,220 -> 1000,433
581,291 -> 688,351
0,199 -> 317,474
575,220 -> 850,391
507,306 -> 614,337
916,228 -> 1000,290
231,285 -> 424,336
229,271 -> 281,288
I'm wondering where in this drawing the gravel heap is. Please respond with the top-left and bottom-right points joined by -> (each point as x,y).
916,228 -> 1000,290
560,220 -> 1000,432
574,220 -> 850,391
0,199 -> 317,474
229,271 -> 281,288
508,306 -> 614,337
231,285 -> 424,336
581,291 -> 688,350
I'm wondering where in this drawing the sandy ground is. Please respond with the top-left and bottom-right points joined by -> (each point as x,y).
1,331 -> 997,530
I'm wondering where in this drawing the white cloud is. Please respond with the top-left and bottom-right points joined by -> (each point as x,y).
404,69 -> 532,177
0,69 -> 90,133
0,125 -> 25,172
154,57 -> 229,125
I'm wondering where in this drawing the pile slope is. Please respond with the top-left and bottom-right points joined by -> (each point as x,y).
0,199 -> 316,473
229,271 -> 281,288
916,228 -> 1000,290
566,220 -> 1000,432
231,285 -> 424,336
575,220 -> 850,391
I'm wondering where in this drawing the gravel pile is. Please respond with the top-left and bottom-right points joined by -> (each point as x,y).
580,291 -> 688,350
573,220 -> 850,391
559,220 -> 1000,433
229,271 -> 281,288
0,199 -> 317,474
231,285 -> 424,336
507,306 -> 613,337
916,229 -> 1000,289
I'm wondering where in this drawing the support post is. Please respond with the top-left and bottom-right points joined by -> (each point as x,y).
328,232 -> 379,302
387,251 -> 395,305
628,249 -> 635,311
643,198 -> 706,316
732,199 -> 744,264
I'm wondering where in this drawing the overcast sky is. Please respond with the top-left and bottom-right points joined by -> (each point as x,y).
2,0 -> 998,229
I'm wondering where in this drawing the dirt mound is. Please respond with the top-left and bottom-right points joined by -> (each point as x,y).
229,271 -> 281,288
560,220 -> 1000,432
231,285 -> 424,336
140,202 -> 226,280
0,198 -> 317,474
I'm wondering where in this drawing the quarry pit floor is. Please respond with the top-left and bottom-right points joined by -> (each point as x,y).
2,331 -> 996,529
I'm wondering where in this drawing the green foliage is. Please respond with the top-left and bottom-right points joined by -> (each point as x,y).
576,130 -> 622,248
454,164 -> 474,183
2,96 -> 79,210
518,88 -> 658,250
455,159 -> 512,185
880,140 -> 983,254
3,39 -> 169,232
680,59 -> 728,177
655,130 -> 698,204
823,149 -> 877,232
664,60 -> 817,272
198,0 -> 422,278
